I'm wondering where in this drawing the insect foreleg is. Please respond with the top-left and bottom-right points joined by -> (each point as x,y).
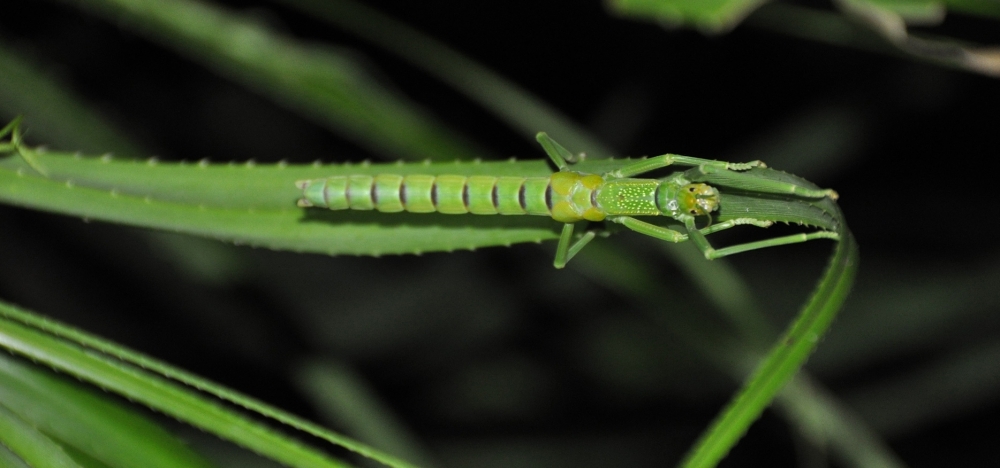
536,132 -> 577,170
553,223 -> 597,269
0,116 -> 25,139
684,218 -> 839,260
688,165 -> 838,200
700,218 -> 773,235
715,233 -> 841,259
605,154 -> 764,179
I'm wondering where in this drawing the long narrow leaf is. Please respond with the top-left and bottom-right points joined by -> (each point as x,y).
0,354 -> 214,468
0,162 -> 560,256
0,444 -> 32,468
606,0 -> 769,32
580,239 -> 891,467
274,0 -> 614,159
0,309 -> 410,468
0,299 -> 418,468
680,217 -> 859,467
0,42 -> 143,156
61,0 -> 482,161
0,401 -> 83,468
296,360 -> 439,468
0,151 -> 554,210
662,242 -> 899,467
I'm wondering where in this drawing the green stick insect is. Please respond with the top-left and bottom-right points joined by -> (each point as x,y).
296,133 -> 840,268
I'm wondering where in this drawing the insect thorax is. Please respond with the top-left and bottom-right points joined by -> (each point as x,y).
595,179 -> 662,217
656,180 -> 720,218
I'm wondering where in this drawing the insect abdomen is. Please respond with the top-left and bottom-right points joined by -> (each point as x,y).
297,174 -> 555,216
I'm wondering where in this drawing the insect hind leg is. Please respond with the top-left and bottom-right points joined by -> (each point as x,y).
605,154 -> 764,179
0,117 -> 22,144
553,223 -> 597,269
536,132 -> 584,171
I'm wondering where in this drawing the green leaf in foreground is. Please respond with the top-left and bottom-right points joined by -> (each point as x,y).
0,353 -> 214,468
0,299 -> 422,468
0,151 -> 555,210
0,401 -> 82,468
605,0 -> 770,32
681,210 -> 858,467
0,152 -> 561,256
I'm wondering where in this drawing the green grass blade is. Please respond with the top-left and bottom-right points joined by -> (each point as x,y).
0,42 -> 143,157
0,443 -> 32,468
605,0 -> 770,33
846,0 -> 1000,23
660,243 -> 773,344
0,162 -> 559,256
0,401 -> 83,468
716,192 -> 839,231
0,311 -> 362,468
660,243 -> 901,467
295,360 -> 439,468
0,151 -> 554,210
713,167 -> 842,231
779,374 -> 906,468
273,0 -> 614,159
581,240 -> 894,468
572,165 -> 868,466
0,354 -> 214,468
62,0 -> 482,161
0,314 -> 353,468
680,224 -> 859,467
0,300 -> 418,468
943,0 -> 1000,19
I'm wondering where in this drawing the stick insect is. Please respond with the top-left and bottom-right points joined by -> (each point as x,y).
296,133 -> 839,268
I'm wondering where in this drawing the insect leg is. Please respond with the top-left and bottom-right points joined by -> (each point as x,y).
553,223 -> 597,269
700,218 -> 773,235
609,216 -> 688,243
711,232 -> 840,258
0,116 -> 22,147
683,218 -> 838,259
610,216 -> 807,259
536,132 -> 577,170
606,154 -> 764,179
688,165 -> 838,199
611,216 -> 771,243
0,117 -> 47,176
613,215 -> 769,259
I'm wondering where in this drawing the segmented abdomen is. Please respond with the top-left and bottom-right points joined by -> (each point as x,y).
297,174 -> 557,216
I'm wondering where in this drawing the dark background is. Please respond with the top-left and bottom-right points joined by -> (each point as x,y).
2,0 -> 999,466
